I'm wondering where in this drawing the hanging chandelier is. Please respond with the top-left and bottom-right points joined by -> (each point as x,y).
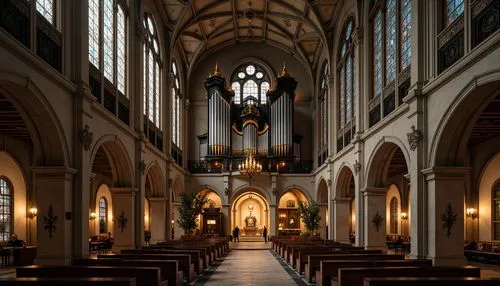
238,152 -> 262,179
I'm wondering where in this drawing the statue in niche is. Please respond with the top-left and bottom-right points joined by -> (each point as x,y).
244,205 -> 257,228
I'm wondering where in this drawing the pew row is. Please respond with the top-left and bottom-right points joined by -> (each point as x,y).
316,259 -> 433,286
336,266 -> 481,286
0,277 -> 136,286
363,277 -> 500,286
16,265 -> 167,286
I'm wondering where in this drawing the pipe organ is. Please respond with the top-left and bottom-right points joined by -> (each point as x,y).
204,62 -> 298,171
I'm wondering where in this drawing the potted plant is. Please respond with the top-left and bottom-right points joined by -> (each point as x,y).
297,200 -> 321,238
177,191 -> 208,238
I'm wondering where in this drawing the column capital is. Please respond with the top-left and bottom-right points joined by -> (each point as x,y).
110,187 -> 139,195
30,166 -> 78,180
148,197 -> 167,202
422,167 -> 471,180
361,187 -> 388,196
333,198 -> 352,204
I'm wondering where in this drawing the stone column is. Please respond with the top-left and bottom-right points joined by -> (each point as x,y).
318,204 -> 328,239
32,167 -> 77,264
422,167 -> 469,266
362,187 -> 388,251
111,188 -> 137,250
333,198 -> 351,243
222,204 -> 231,236
269,204 -> 277,236
149,197 -> 167,243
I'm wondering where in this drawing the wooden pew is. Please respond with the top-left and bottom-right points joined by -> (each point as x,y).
0,277 -> 136,286
296,249 -> 382,274
16,265 -> 166,286
146,245 -> 211,268
72,258 -> 183,286
337,266 -> 481,286
316,259 -> 433,286
121,248 -> 203,275
290,245 -> 364,267
99,253 -> 194,283
363,277 -> 500,286
305,253 -> 405,283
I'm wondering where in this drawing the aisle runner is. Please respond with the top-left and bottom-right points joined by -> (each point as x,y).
199,244 -> 299,286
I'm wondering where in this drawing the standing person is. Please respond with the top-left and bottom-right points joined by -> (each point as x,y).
232,226 -> 240,242
262,226 -> 268,243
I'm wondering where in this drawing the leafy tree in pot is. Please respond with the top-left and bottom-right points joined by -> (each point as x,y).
297,200 -> 321,237
177,191 -> 208,236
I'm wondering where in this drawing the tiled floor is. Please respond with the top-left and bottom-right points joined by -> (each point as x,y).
203,243 -> 299,286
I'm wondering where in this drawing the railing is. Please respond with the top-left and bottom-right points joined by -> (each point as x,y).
188,159 -> 313,174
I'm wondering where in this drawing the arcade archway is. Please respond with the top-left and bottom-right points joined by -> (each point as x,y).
231,189 -> 270,237
277,188 -> 309,236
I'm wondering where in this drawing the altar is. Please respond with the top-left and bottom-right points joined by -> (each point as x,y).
242,205 -> 260,235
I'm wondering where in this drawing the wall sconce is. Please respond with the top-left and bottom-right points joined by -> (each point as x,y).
279,213 -> 287,218
89,212 -> 97,220
171,219 -> 175,224
28,206 -> 38,219
401,212 -> 408,221
466,208 -> 478,219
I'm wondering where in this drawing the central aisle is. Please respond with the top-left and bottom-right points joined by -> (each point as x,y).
203,242 -> 299,286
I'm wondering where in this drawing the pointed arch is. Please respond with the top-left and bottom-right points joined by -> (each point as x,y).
145,162 -> 165,198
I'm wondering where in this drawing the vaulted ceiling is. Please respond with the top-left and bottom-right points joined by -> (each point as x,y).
162,0 -> 338,70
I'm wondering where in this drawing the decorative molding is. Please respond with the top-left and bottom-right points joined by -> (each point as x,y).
43,205 -> 58,238
354,160 -> 361,175
138,160 -> 146,175
371,211 -> 384,232
327,179 -> 331,186
117,210 -> 128,233
272,187 -> 277,196
79,125 -> 93,151
472,0 -> 493,18
441,202 -> 457,238
224,187 -> 229,196
398,66 -> 411,83
438,16 -> 464,48
406,125 -> 422,151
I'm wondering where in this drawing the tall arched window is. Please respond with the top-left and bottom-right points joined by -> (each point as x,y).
88,0 -> 128,122
369,0 -> 412,127
36,0 -> 55,25
142,13 -> 163,151
318,62 -> 328,165
493,182 -> 500,240
172,61 -> 181,149
337,19 -> 355,152
0,178 -> 13,242
98,197 -> 107,234
231,64 -> 270,106
390,197 -> 399,234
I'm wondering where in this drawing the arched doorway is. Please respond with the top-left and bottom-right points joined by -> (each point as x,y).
277,188 -> 309,236
430,77 -> 500,265
334,166 -> 356,244
317,179 -> 329,239
231,188 -> 270,237
144,163 -> 166,244
197,188 -> 223,236
365,140 -> 409,250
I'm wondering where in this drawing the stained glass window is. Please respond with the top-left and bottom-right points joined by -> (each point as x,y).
36,0 -> 54,25
260,81 -> 270,104
88,0 -> 100,67
143,14 -> 162,130
171,61 -> 182,148
231,64 -> 270,106
401,0 -> 412,69
385,0 -> 397,84
0,178 -> 12,242
99,197 -> 107,234
319,62 -> 328,152
390,197 -> 398,234
338,19 -> 354,130
370,0 -> 412,98
232,82 -> 241,104
88,0 -> 128,96
446,0 -> 464,25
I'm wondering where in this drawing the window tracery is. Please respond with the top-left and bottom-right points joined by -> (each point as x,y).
318,62 -> 328,165
98,197 -> 107,234
231,64 -> 270,105
143,13 -> 161,129
0,178 -> 12,242
390,197 -> 399,234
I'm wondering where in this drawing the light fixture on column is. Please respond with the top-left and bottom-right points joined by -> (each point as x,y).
466,208 -> 478,219
89,212 -> 97,220
401,212 -> 408,221
28,206 -> 38,219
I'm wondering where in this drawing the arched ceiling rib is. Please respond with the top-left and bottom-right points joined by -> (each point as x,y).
162,0 -> 339,70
